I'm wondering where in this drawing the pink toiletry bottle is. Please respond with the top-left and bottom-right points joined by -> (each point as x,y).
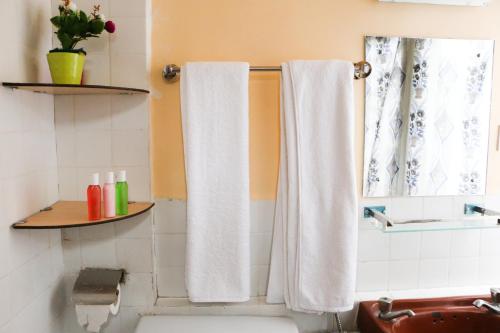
87,173 -> 102,221
103,171 -> 116,218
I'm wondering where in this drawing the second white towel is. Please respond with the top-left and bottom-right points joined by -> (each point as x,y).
267,60 -> 358,313
181,62 -> 250,302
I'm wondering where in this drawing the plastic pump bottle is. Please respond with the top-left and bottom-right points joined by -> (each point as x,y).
87,173 -> 102,221
115,170 -> 128,215
103,172 -> 116,218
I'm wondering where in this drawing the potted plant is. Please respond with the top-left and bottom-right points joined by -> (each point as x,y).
48,1 -> 116,84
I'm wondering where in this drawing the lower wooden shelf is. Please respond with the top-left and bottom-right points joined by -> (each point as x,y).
12,201 -> 155,229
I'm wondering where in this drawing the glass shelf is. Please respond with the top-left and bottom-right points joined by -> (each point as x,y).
369,216 -> 500,233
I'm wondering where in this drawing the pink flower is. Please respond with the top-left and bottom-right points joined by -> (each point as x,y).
104,21 -> 116,33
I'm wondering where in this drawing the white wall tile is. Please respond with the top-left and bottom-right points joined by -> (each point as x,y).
82,53 -> 111,85
423,197 -> 454,219
75,131 -> 112,167
356,261 -> 389,292
120,273 -> 154,306
256,265 -> 270,296
31,230 -> 51,255
74,96 -> 112,131
110,0 -> 146,17
156,234 -> 186,267
250,265 -> 259,297
420,231 -> 451,259
154,200 -> 186,234
51,241 -> 65,282
358,229 -> 389,262
79,223 -> 115,240
109,18 -> 146,54
9,262 -> 35,316
58,168 -> 78,200
62,239 -> 82,274
0,227 -> 10,279
391,197 -> 424,220
0,276 -> 11,327
479,229 -> 500,256
250,201 -> 275,233
449,257 -> 479,287
55,130 -> 76,168
251,233 -> 272,265
111,96 -> 149,131
0,91 -> 23,133
81,238 -> 118,268
54,97 -> 75,127
8,230 -> 33,271
450,230 -> 481,257
419,259 -> 449,288
483,195 -> 500,209
388,260 -> 419,290
115,212 -> 152,239
0,133 -> 26,177
157,267 -> 187,297
76,0 -> 110,17
478,256 -> 500,285
111,130 -> 148,166
389,232 -> 421,260
116,238 -> 153,273
110,53 -> 148,89
31,250 -> 54,297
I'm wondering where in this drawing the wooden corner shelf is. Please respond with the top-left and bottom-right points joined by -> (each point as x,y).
2,82 -> 149,95
12,201 -> 155,229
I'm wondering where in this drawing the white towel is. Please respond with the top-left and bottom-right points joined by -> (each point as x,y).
267,60 -> 358,313
181,62 -> 250,302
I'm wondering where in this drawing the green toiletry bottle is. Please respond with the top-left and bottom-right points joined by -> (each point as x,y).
116,170 -> 129,215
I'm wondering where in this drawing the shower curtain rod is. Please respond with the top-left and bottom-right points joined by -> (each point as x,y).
162,61 -> 372,81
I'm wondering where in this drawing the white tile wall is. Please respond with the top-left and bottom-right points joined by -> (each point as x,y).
51,0 -> 153,332
357,196 -> 500,293
151,196 -> 500,332
0,0 -> 65,332
60,212 -> 154,333
0,0 -> 64,333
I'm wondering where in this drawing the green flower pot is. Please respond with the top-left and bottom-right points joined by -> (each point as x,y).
47,52 -> 85,84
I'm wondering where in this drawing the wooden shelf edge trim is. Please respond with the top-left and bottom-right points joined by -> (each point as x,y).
2,82 -> 150,95
12,201 -> 155,229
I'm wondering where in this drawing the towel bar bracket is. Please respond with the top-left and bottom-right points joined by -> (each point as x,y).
364,206 -> 394,229
464,204 -> 500,224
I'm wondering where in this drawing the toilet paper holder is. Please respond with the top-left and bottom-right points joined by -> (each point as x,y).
73,268 -> 124,305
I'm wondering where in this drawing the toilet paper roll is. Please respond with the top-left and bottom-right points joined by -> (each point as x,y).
110,283 -> 121,315
75,284 -> 122,332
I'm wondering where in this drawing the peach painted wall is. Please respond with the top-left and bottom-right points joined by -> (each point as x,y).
151,0 -> 500,200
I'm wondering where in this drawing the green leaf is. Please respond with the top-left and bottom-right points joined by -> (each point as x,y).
79,10 -> 88,24
57,31 -> 74,50
88,19 -> 105,35
50,16 -> 61,28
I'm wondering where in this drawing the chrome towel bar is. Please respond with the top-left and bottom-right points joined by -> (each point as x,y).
162,61 -> 372,81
